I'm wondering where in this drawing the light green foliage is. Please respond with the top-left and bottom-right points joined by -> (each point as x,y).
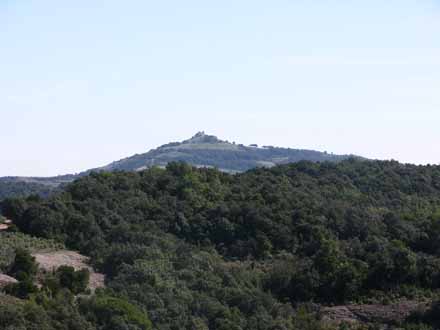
80,295 -> 153,330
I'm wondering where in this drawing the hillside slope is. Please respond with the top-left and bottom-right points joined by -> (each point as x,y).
3,159 -> 440,329
98,131 -> 354,173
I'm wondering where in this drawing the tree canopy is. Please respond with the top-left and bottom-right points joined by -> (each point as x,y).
3,159 -> 440,329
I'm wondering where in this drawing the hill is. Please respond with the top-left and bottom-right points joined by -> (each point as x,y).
0,175 -> 75,200
97,131 -> 354,173
0,132 -> 357,200
2,159 -> 440,329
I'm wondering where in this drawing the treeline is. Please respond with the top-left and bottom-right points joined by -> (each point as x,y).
0,180 -> 53,201
3,159 -> 440,329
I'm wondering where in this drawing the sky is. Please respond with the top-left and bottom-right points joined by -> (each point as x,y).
1,0 -> 440,176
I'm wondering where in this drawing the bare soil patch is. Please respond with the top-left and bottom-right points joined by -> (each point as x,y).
0,218 -> 12,231
33,250 -> 105,291
320,300 -> 429,326
0,274 -> 18,288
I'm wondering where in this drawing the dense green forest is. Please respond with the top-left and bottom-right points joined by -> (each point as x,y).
2,159 -> 440,329
0,180 -> 53,200
0,175 -> 75,201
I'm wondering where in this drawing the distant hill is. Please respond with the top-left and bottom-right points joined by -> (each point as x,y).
95,131 -> 356,173
0,132 -> 359,200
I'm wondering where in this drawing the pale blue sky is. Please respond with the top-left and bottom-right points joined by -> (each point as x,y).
1,0 -> 440,176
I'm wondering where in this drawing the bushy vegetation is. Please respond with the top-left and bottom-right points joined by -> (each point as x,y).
42,265 -> 90,295
0,289 -> 154,330
79,294 -> 153,330
3,159 -> 440,329
1,249 -> 152,330
4,249 -> 39,299
0,232 -> 64,272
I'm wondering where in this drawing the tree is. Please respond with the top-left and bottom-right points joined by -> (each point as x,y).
8,249 -> 38,280
80,295 -> 153,330
56,266 -> 90,294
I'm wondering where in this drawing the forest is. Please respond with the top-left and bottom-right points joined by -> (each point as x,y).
2,159 -> 440,329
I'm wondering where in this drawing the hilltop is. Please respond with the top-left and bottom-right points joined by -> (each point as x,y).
0,132 -> 357,200
96,131 -> 355,173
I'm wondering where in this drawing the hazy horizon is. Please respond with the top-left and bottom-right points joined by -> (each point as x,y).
2,1 -> 440,176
